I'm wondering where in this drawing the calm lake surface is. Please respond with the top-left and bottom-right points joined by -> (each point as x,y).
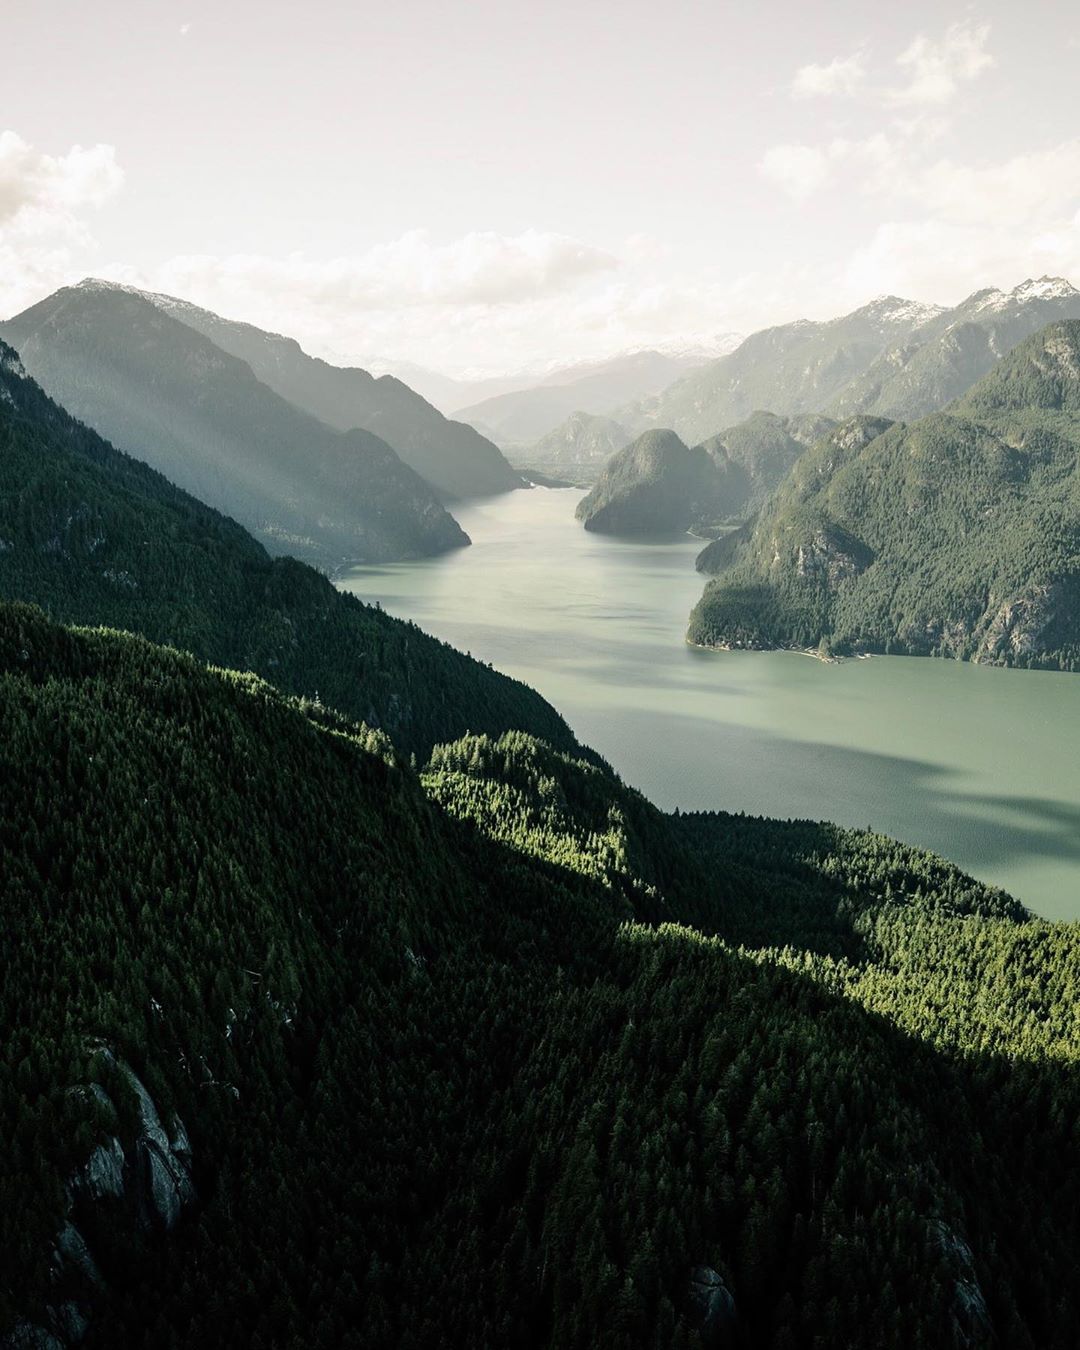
340,487 -> 1080,921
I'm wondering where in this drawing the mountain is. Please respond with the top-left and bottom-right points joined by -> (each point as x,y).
512,411 -> 632,484
455,348 -> 726,446
143,287 -> 523,500
4,602 -> 1080,1348
697,410 -> 837,516
575,429 -> 723,534
630,278 -> 1080,445
0,339 -> 574,759
576,413 -> 839,536
0,282 -> 468,568
361,361 -> 540,414
688,323 -> 1080,668
627,297 -> 944,443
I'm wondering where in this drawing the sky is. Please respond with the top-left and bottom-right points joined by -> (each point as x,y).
3,0 -> 1080,375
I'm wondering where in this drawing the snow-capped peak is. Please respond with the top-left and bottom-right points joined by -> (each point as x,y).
1010,276 -> 1078,302
861,296 -> 945,327
75,276 -> 149,298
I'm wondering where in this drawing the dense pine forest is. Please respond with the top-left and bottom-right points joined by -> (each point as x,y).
2,603 -> 1079,1349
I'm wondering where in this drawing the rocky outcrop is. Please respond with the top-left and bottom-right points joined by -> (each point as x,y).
686,1266 -> 740,1348
929,1221 -> 994,1347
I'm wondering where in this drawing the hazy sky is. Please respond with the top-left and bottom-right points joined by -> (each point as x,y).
4,0 -> 1079,374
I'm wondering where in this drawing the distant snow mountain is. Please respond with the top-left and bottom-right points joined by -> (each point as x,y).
625,278 -> 1080,443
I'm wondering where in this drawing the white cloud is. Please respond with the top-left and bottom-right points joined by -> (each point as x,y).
0,130 -> 123,233
912,141 -> 1080,227
758,144 -> 833,200
890,21 -> 994,106
845,214 -> 1080,305
0,131 -> 124,321
150,229 -> 616,313
792,52 -> 866,99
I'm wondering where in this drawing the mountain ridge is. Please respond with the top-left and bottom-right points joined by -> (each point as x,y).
624,277 -> 1080,444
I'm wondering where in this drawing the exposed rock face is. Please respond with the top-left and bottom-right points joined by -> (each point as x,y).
76,1135 -> 125,1203
2,1053 -> 196,1350
929,1221 -> 994,1347
686,1266 -> 740,1348
975,584 -> 1064,660
791,525 -> 874,587
118,1063 -> 196,1230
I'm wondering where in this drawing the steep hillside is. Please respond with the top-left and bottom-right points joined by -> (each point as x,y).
0,283 -> 467,568
0,340 -> 574,759
3,606 -> 1080,1348
145,287 -> 522,499
688,325 -> 1080,667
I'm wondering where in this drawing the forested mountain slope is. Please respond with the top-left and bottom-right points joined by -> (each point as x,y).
2,605 -> 1080,1349
575,430 -> 721,534
0,283 -> 467,568
144,286 -> 522,500
688,324 -> 1080,667
0,340 -> 574,759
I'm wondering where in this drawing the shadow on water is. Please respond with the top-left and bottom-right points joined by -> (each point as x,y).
572,704 -> 1080,914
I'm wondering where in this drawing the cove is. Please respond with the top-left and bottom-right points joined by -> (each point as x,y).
339,487 -> 1080,921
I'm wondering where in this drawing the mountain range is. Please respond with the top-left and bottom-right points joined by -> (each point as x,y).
0,283 -> 471,569
454,346 -> 735,446
624,277 -> 1080,444
689,322 -> 1080,668
143,287 -> 522,500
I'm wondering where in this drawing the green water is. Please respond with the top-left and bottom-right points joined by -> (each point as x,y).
339,487 -> 1080,920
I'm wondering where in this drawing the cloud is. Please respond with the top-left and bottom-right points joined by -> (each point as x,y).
782,21 -> 994,111
151,229 -> 617,313
758,144 -> 833,200
890,21 -> 994,106
844,213 -> 1080,305
0,130 -> 123,233
912,141 -> 1080,227
792,52 -> 866,99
